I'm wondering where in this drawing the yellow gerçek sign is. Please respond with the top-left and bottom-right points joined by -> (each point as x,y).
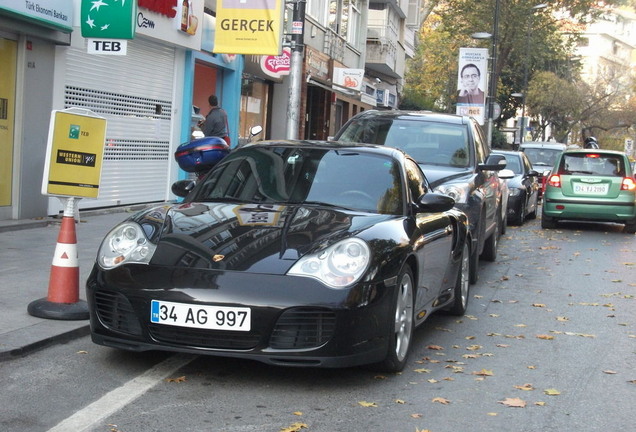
213,0 -> 285,55
42,109 -> 106,198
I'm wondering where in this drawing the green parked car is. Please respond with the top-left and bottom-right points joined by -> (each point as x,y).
542,149 -> 636,233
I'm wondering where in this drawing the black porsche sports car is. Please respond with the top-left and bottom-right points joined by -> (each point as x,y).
87,141 -> 470,372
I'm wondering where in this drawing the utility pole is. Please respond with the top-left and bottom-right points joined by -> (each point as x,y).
486,0 -> 500,147
285,0 -> 306,140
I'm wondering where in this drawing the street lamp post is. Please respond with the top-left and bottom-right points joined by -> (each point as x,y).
519,3 -> 548,145
486,0 -> 501,147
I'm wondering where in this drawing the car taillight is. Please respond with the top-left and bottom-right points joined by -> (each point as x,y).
548,174 -> 561,188
622,177 -> 636,191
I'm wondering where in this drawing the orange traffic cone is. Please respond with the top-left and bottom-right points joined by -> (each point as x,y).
28,198 -> 88,320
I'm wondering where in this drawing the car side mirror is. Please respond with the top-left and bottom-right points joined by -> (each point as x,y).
250,125 -> 263,137
416,192 -> 456,213
498,169 -> 515,179
479,154 -> 507,171
171,180 -> 196,198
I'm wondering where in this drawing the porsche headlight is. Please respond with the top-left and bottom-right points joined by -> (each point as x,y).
434,183 -> 471,204
288,238 -> 370,288
98,222 -> 157,269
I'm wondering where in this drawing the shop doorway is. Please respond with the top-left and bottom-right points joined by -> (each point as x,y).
305,85 -> 330,140
193,61 -> 219,126
0,38 -> 17,209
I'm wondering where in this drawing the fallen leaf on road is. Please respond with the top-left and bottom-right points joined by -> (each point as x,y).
536,334 -> 555,340
414,368 -> 432,374
395,399 -> 406,404
532,303 -> 546,308
432,397 -> 450,405
472,369 -> 494,377
499,397 -> 527,408
76,350 -> 89,355
544,388 -> 561,396
463,354 -> 481,359
358,401 -> 378,407
166,376 -> 186,383
487,412 -> 498,416
280,423 -> 308,432
556,316 -> 569,321
603,370 -> 617,375
514,383 -> 534,391
535,401 -> 547,406
411,413 -> 423,418
427,344 -> 444,351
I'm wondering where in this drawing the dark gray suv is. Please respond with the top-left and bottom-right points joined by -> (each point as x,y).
334,110 -> 509,283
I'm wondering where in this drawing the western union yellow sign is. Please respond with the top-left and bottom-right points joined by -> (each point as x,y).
42,109 -> 106,198
213,0 -> 284,55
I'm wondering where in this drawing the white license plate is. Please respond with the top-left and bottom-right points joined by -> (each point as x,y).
573,183 -> 608,195
150,300 -> 251,331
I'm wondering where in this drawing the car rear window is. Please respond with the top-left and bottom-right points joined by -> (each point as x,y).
559,153 -> 626,177
337,118 -> 471,167
522,147 -> 562,167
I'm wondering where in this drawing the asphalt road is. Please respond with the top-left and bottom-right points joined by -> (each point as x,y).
1,216 -> 634,432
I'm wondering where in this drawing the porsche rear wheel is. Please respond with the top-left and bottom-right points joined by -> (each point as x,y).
378,266 -> 414,372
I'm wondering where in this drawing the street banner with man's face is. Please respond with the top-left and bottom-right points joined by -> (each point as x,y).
456,48 -> 489,125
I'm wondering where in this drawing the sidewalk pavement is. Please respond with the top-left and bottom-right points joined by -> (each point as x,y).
0,205 -> 154,361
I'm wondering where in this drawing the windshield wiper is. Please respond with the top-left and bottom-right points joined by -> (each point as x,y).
297,200 -> 356,211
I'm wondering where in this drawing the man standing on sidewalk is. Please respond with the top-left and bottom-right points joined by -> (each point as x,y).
201,94 -> 230,146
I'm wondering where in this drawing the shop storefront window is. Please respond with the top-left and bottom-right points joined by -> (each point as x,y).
239,76 -> 268,146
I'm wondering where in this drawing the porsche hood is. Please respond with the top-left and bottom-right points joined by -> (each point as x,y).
129,202 -> 390,273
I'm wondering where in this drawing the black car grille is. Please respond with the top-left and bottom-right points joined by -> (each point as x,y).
94,291 -> 142,336
148,324 -> 261,350
270,308 -> 336,349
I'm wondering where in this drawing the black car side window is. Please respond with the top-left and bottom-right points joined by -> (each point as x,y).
405,159 -> 428,201
470,119 -> 487,164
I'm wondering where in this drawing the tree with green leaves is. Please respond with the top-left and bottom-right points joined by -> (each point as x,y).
402,0 -> 625,130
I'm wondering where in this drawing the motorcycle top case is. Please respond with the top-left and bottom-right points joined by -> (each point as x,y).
174,137 -> 230,173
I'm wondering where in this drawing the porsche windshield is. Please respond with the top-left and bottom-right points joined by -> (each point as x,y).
192,146 -> 404,214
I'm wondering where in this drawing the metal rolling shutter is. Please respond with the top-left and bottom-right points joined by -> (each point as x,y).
60,38 -> 175,210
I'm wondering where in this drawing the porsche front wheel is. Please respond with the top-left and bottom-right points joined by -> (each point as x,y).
378,266 -> 414,372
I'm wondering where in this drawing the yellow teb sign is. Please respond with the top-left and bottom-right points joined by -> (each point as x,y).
42,109 -> 107,198
214,0 -> 285,55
